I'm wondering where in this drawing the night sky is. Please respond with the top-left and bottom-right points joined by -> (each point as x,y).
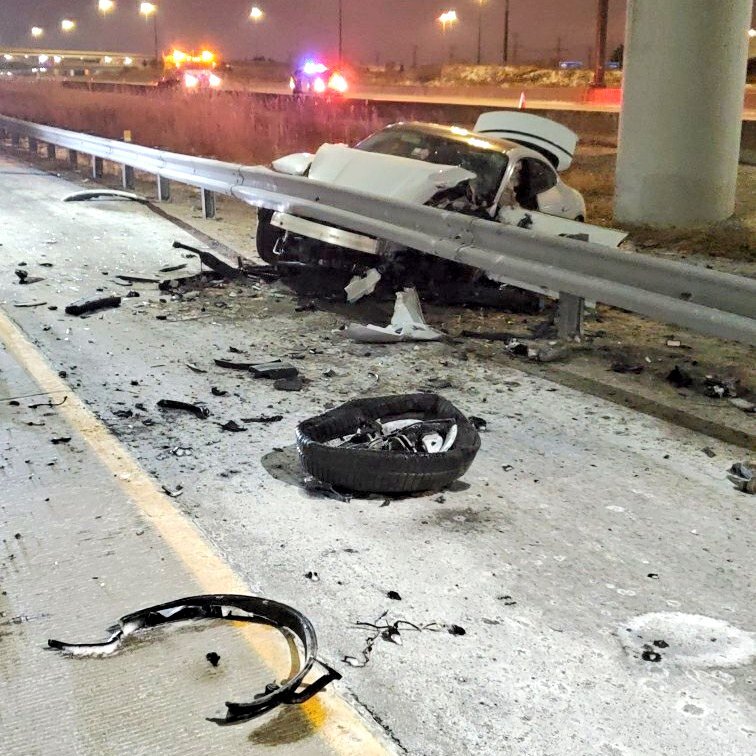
0,1 -> 629,65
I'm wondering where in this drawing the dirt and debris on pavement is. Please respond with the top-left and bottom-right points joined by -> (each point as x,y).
1,147 -> 754,756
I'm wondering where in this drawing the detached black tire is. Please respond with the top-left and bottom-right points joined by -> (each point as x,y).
296,394 -> 481,494
256,208 -> 284,265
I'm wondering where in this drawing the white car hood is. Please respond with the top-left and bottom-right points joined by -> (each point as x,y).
308,143 -> 476,204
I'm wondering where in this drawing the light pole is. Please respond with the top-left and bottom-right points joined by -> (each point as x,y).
591,0 -> 609,87
338,0 -> 343,64
475,0 -> 486,65
438,10 -> 459,64
249,6 -> 264,60
140,2 -> 159,64
502,0 -> 510,64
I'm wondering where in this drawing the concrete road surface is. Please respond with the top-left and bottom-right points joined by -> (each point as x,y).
0,151 -> 754,755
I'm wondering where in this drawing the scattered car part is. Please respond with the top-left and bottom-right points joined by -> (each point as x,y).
186,363 -> 207,373
611,361 -> 645,374
347,288 -> 443,344
215,358 -> 253,370
159,263 -> 188,273
15,269 -> 44,285
219,420 -> 246,432
250,362 -> 299,380
63,189 -> 148,203
47,594 -> 342,724
161,484 -> 184,498
172,241 -> 244,279
345,268 -> 382,303
50,437 -> 72,445
729,398 -> 755,413
241,415 -> 283,424
275,376 -> 304,392
206,651 -> 221,667
703,376 -> 738,399
297,393 -> 480,494
727,462 -> 755,494
469,416 -> 487,431
65,295 -> 122,316
115,274 -> 161,284
157,399 -> 210,419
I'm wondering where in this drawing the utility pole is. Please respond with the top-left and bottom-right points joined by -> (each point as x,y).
592,0 -> 609,87
476,1 -> 484,64
338,0 -> 343,63
502,0 -> 510,64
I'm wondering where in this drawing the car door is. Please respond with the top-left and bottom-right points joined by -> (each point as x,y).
521,157 -> 569,217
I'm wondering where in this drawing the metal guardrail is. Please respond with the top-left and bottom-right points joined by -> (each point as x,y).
1,113 -> 754,346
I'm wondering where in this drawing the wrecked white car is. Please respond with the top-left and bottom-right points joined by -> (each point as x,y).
257,112 -> 621,291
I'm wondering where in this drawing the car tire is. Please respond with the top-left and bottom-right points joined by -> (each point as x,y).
296,393 -> 481,494
255,209 -> 284,265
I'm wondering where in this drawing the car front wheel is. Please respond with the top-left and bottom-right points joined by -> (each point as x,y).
255,209 -> 284,265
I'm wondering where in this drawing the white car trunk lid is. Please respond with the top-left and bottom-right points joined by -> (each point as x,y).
473,112 -> 578,171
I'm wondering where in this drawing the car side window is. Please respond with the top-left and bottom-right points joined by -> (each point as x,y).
524,158 -> 558,195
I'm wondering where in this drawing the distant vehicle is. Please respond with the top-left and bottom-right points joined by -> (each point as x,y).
255,112 -> 630,280
558,60 -> 584,70
289,61 -> 348,96
157,49 -> 222,90
606,60 -> 621,71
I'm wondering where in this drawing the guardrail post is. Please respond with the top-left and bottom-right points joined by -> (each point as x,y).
121,129 -> 135,190
122,164 -> 135,190
46,143 -> 56,160
28,137 -> 38,154
201,189 -> 216,219
157,175 -> 171,202
91,156 -> 104,179
68,149 -> 78,169
557,292 -> 585,340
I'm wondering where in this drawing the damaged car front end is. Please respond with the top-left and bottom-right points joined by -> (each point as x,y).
256,113 -> 623,295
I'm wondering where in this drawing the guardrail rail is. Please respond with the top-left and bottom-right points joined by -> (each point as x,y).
1,113 -> 754,346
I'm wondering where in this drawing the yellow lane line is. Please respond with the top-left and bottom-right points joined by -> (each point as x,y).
0,310 -> 389,756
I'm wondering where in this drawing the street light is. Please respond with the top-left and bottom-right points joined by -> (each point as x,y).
31,26 -> 44,39
61,19 -> 76,32
249,6 -> 264,21
98,0 -> 115,13
438,10 -> 459,32
139,3 -> 159,64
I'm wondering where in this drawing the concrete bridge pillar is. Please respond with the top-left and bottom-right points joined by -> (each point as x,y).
615,0 -> 751,226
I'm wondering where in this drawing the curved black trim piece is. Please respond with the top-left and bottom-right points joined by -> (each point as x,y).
48,594 -> 341,725
476,128 -> 573,159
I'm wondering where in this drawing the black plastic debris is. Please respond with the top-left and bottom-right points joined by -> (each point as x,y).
214,358 -> 253,370
275,376 -> 304,392
703,376 -> 738,399
304,571 -> 320,582
159,263 -> 188,273
115,274 -> 160,284
666,365 -> 693,388
162,484 -> 184,498
611,361 -> 644,374
469,416 -> 487,431
303,476 -> 352,502
296,394 -> 480,494
386,591 -> 402,601
50,437 -> 72,445
186,363 -> 207,374
63,189 -> 148,203
172,241 -> 242,280
727,461 -> 755,494
15,269 -> 44,285
250,362 -> 299,380
47,594 -> 341,724
219,420 -> 247,433
447,624 -> 466,636
157,399 -> 210,419
65,295 -> 121,316
113,409 -> 134,419
241,414 -> 283,424
211,387 -> 228,397
206,651 -> 221,667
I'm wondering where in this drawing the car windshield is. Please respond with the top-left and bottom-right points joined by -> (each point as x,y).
355,126 -> 508,203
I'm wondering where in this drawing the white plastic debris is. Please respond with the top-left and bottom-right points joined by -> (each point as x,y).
345,268 -> 382,303
346,288 -> 443,343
